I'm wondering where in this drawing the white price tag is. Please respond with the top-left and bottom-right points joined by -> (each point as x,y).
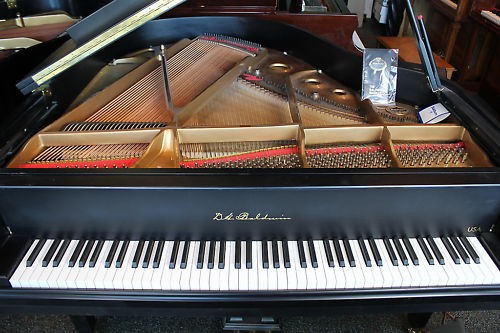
418,103 -> 450,124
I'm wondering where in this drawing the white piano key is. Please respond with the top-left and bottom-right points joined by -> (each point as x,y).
267,241 -> 278,291
352,240 -> 372,289
285,241 -> 298,290
37,239 -> 63,289
422,237 -> 449,287
238,241 -> 249,291
302,240 -> 316,290
170,241 -> 185,290
112,240 -> 136,290
121,241 -> 139,290
209,241 -> 221,291
375,239 -> 400,288
391,239 -> 411,288
445,238 -> 476,286
409,238 -> 432,287
93,241 -> 113,289
131,241 -> 149,290
248,241 -> 259,291
51,240 -> 79,289
276,241 -> 288,290
256,241 -> 268,291
188,241 -> 201,290
434,238 -> 460,286
468,237 -> 500,284
228,241 -> 239,291
363,239 -> 384,288
158,241 -> 175,290
26,239 -> 55,288
347,240 -> 366,289
200,241 -> 212,291
103,241 -> 122,289
10,240 -> 40,288
219,242 -> 230,291
338,240 -> 355,289
329,240 -> 345,289
66,241 -> 86,289
179,241 -> 195,291
312,241 -> 327,290
75,241 -> 99,289
397,239 -> 421,288
141,241 -> 157,290
318,240 -> 335,290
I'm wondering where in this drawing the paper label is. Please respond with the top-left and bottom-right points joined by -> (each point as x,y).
418,103 -> 451,124
361,48 -> 398,105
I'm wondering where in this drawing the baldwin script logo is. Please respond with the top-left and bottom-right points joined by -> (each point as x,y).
213,212 -> 291,221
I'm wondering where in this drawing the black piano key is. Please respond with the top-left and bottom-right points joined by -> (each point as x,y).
297,240 -> 307,268
262,241 -> 269,269
393,238 -> 408,266
218,240 -> 226,269
343,240 -> 355,267
450,236 -> 470,264
272,240 -> 280,268
197,240 -> 206,269
142,241 -> 155,268
105,240 -> 120,268
26,239 -> 46,267
402,237 -> 419,265
169,240 -> 180,269
460,236 -> 480,264
53,239 -> 70,267
89,240 -> 104,268
426,237 -> 445,265
69,240 -> 86,268
152,240 -> 164,268
357,239 -> 372,267
208,241 -> 216,269
79,240 -> 95,267
42,239 -> 61,267
132,240 -> 145,268
282,240 -> 291,268
333,239 -> 345,267
115,240 -> 129,268
383,238 -> 398,266
417,237 -> 434,265
368,238 -> 382,267
307,240 -> 318,268
235,241 -> 241,269
441,237 -> 460,264
246,240 -> 252,269
323,240 -> 335,267
180,241 -> 190,269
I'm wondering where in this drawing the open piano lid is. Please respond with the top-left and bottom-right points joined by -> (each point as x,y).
16,0 -> 187,94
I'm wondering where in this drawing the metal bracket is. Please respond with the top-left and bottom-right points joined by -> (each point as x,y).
223,317 -> 282,332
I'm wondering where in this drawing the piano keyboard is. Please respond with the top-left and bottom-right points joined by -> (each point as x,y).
10,236 -> 500,290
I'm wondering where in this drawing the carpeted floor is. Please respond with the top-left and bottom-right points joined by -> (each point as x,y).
1,311 -> 499,332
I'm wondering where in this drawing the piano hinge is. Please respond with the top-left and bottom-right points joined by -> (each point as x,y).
223,317 -> 282,332
4,0 -> 17,10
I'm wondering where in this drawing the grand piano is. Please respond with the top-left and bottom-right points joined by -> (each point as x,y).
0,0 -> 499,330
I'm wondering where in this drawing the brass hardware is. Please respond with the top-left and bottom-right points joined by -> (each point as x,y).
6,0 -> 17,9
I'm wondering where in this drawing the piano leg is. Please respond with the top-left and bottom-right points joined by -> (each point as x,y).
70,315 -> 96,333
223,316 -> 282,332
407,312 -> 432,329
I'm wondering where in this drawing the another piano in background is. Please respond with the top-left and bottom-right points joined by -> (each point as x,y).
163,0 -> 359,51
